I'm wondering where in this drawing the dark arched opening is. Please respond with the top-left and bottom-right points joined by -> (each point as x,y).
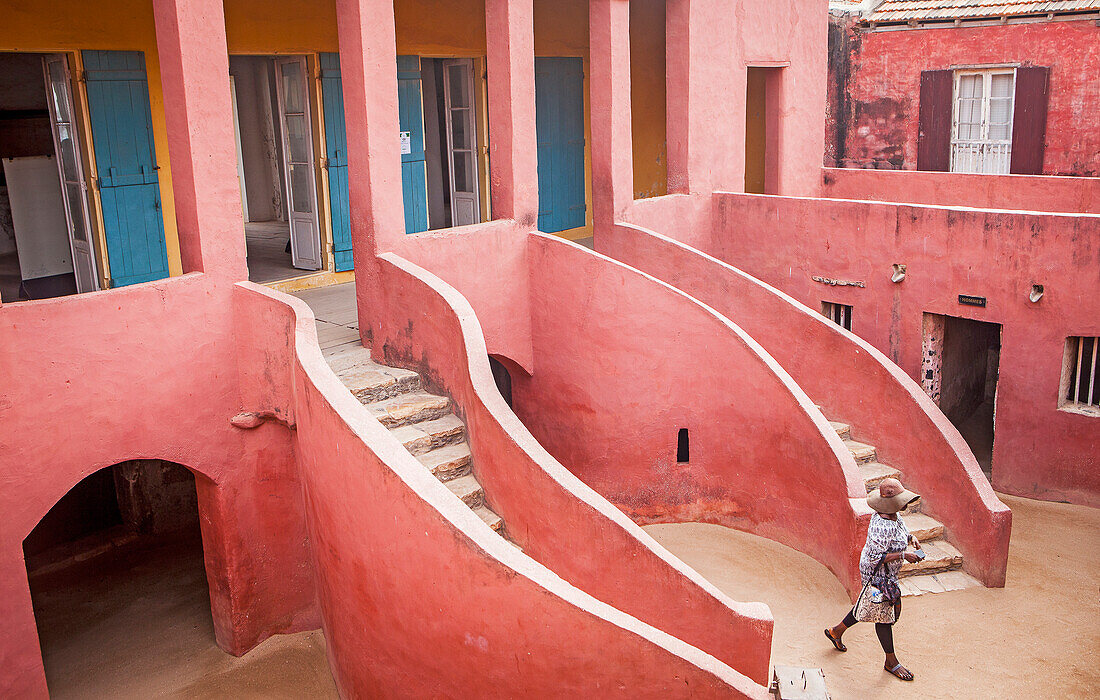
488,355 -> 514,408
23,460 -> 210,697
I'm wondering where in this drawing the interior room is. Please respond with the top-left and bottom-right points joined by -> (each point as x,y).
23,461 -> 213,697
421,57 -> 482,231
0,52 -> 89,302
230,55 -> 321,283
937,315 -> 1002,477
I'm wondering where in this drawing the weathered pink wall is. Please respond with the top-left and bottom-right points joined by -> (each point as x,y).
664,0 -> 826,198
711,192 -> 1100,507
507,233 -> 866,595
821,168 -> 1100,214
239,283 -> 770,698
600,223 -> 1011,586
367,251 -> 773,683
0,278 -> 319,698
829,19 -> 1100,175
395,221 -> 535,373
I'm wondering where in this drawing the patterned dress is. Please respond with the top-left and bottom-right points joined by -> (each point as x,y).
859,514 -> 910,604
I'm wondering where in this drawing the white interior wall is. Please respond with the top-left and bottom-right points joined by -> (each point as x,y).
0,53 -> 55,256
229,56 -> 285,223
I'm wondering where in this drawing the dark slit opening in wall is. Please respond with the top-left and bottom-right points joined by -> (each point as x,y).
677,428 -> 689,463
488,355 -> 513,408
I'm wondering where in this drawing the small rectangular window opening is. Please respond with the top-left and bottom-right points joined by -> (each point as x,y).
1061,336 -> 1099,416
822,302 -> 853,331
676,428 -> 689,463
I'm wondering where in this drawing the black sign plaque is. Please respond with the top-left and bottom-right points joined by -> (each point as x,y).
958,294 -> 987,307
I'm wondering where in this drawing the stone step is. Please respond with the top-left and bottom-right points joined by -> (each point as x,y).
389,414 -> 466,456
844,439 -> 877,464
338,362 -> 421,403
859,462 -> 902,491
900,540 -> 962,577
444,473 -> 485,509
828,421 -> 851,440
900,512 -> 944,542
474,504 -> 504,532
899,570 -> 981,597
365,391 -> 451,428
416,442 -> 472,481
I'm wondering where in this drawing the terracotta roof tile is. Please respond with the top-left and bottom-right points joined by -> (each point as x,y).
866,0 -> 1100,22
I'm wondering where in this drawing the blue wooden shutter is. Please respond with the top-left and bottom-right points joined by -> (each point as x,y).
320,53 -> 353,271
397,56 -> 428,234
535,57 -> 586,233
82,50 -> 169,287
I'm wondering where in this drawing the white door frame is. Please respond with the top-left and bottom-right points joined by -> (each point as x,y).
42,53 -> 99,292
274,56 -> 322,270
441,58 -> 480,227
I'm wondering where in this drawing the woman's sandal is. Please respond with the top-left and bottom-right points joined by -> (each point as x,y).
824,628 -> 846,652
885,662 -> 914,681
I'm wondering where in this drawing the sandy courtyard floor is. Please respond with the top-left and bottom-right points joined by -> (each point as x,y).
644,494 -> 1100,699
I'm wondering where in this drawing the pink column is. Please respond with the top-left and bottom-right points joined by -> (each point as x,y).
486,0 -> 539,227
589,0 -> 634,238
666,0 -> 740,194
334,0 -> 404,261
152,0 -> 246,281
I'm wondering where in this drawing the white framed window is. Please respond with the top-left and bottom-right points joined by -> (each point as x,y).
822,302 -> 852,331
1060,336 -> 1100,416
951,68 -> 1015,174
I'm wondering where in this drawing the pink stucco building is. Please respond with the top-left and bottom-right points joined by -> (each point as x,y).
0,0 -> 1096,696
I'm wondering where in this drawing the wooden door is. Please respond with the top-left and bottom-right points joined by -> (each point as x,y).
275,56 -> 322,270
442,59 -> 480,227
535,57 -> 586,233
82,50 -> 168,287
43,54 -> 98,292
397,56 -> 429,234
320,53 -> 353,270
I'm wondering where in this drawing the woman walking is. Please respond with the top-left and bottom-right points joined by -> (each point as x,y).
824,478 -> 923,681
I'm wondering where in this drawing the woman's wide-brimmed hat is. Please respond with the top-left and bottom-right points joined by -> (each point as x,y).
867,477 -> 920,514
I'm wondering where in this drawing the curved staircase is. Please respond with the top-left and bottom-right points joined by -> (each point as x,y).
323,339 -> 507,535
825,415 -> 981,596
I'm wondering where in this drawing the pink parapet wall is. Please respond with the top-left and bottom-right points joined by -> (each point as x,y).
710,192 -> 1100,507
236,282 -> 771,699
367,251 -> 773,683
0,276 -> 319,699
599,222 -> 1011,587
506,234 -> 867,596
821,168 -> 1100,214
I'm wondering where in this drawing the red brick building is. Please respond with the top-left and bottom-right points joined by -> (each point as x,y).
827,0 -> 1100,175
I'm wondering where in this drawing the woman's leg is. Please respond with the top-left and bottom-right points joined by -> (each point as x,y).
825,609 -> 858,651
881,602 -> 913,680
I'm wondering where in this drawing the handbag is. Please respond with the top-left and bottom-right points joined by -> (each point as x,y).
853,556 -> 897,624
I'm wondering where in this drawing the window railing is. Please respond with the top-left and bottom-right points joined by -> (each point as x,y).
951,141 -> 1011,175
1061,336 -> 1099,415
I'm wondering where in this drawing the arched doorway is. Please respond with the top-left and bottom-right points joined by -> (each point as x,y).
23,460 -> 211,697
